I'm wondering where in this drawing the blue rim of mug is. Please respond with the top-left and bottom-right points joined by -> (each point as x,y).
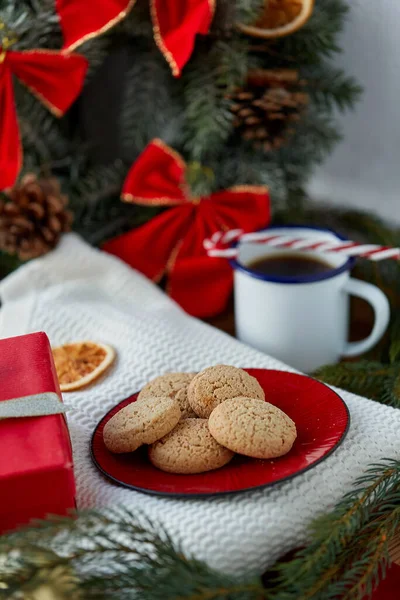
229,224 -> 356,284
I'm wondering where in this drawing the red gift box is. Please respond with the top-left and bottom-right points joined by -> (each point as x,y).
0,332 -> 76,533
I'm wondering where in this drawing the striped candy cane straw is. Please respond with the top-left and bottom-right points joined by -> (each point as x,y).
204,229 -> 400,261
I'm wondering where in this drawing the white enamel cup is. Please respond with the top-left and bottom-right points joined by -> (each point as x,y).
232,226 -> 390,372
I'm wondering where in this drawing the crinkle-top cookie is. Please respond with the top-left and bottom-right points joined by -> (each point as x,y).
187,365 -> 265,418
138,372 -> 196,400
138,372 -> 197,420
103,395 -> 181,454
148,418 -> 234,474
175,386 -> 198,419
208,396 -> 297,459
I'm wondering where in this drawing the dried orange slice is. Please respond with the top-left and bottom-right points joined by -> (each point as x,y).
52,341 -> 116,392
238,0 -> 314,39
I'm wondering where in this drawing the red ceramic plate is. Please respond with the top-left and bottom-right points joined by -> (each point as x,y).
91,369 -> 349,497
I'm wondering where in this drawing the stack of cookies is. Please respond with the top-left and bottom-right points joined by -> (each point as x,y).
103,365 -> 297,474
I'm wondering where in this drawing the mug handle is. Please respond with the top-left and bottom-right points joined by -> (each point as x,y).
342,278 -> 390,357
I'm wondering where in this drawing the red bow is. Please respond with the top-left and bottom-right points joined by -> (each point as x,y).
0,48 -> 87,190
57,0 -> 214,76
103,139 -> 270,317
151,0 -> 215,76
56,0 -> 136,52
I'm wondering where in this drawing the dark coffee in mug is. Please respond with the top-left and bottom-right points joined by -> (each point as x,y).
248,253 -> 332,277
234,227 -> 390,372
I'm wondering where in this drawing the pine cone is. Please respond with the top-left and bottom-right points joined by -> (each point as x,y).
229,69 -> 309,151
0,174 -> 73,261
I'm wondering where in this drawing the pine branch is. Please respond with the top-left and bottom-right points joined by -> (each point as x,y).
328,211 -> 400,247
3,462 -> 400,599
68,162 -> 125,208
67,162 -> 157,245
119,41 -> 183,162
235,0 -> 265,25
0,1 -> 62,50
313,361 -> 399,403
270,0 -> 351,65
381,372 -> 400,409
390,315 -> 400,364
303,65 -> 363,112
272,111 -> 342,199
14,81 -> 73,170
182,39 -> 249,161
0,249 -> 23,279
0,0 -> 109,78
0,509 -> 266,600
274,200 -> 400,306
117,0 -> 153,39
1,0 -> 361,249
270,460 -> 400,600
274,200 -> 400,247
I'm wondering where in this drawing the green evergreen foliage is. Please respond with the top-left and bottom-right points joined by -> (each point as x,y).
271,0 -> 350,63
389,316 -> 400,364
0,249 -> 22,279
2,461 -> 400,598
120,42 -> 182,161
313,362 -> 400,406
303,65 -> 362,112
270,460 -> 400,600
0,0 -> 360,247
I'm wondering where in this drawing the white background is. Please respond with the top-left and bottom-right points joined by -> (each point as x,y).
308,0 -> 400,222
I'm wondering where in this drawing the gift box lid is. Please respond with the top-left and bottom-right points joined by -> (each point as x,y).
0,332 -> 73,479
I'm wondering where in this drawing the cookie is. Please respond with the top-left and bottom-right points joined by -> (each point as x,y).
138,372 -> 197,420
208,397 -> 297,459
175,387 -> 198,419
138,372 -> 194,398
148,418 -> 234,474
103,395 -> 181,454
187,365 -> 265,418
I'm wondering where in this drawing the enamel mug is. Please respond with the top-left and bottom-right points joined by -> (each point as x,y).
232,226 -> 391,372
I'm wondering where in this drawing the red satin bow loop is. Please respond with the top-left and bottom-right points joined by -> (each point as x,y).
151,0 -> 215,76
57,0 -> 214,76
0,48 -> 88,190
56,0 -> 136,53
103,139 -> 271,317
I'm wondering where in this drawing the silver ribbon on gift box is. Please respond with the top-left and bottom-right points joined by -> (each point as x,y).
0,392 -> 66,419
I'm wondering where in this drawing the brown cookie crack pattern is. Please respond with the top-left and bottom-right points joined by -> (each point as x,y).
149,419 -> 234,474
208,397 -> 297,459
103,395 -> 181,454
187,365 -> 265,418
175,387 -> 198,419
138,372 -> 197,420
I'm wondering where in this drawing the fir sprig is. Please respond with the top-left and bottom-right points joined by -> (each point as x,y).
120,41 -> 183,161
182,39 -> 249,161
0,0 -> 361,236
2,462 -> 400,599
235,0 -> 265,25
389,315 -> 400,364
303,65 -> 363,112
269,460 -> 400,600
273,0 -> 350,64
0,510 -> 266,600
0,249 -> 22,279
312,361 -> 399,403
68,162 -> 159,246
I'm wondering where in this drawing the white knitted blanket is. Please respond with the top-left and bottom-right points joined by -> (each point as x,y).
1,234 -> 400,576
